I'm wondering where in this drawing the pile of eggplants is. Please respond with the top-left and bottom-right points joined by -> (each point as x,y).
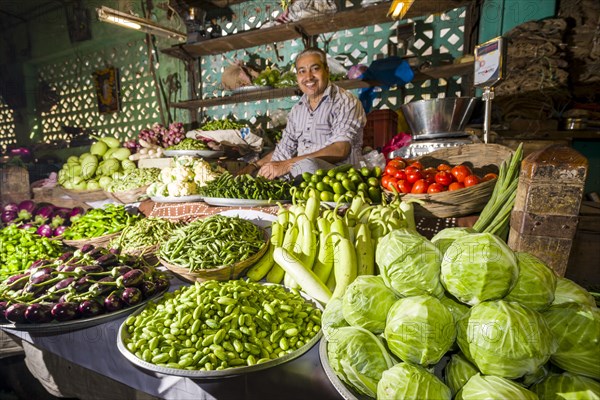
1,200 -> 85,238
0,245 -> 170,325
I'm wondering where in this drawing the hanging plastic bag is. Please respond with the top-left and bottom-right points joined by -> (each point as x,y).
287,0 -> 337,22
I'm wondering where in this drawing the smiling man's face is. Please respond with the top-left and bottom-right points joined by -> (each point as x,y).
295,53 -> 330,100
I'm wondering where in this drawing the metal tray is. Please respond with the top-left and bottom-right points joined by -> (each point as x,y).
163,149 -> 224,159
0,290 -> 168,334
319,338 -> 368,400
150,194 -> 204,203
117,284 -> 323,379
231,85 -> 272,94
202,197 -> 290,207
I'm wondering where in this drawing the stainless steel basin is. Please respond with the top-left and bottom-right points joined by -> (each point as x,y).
400,97 -> 478,139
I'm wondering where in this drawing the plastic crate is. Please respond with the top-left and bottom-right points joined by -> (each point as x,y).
362,109 -> 399,149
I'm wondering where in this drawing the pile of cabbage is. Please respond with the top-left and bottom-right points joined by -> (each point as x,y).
323,228 -> 600,399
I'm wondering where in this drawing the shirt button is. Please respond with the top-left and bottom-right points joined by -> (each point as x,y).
310,113 -> 313,116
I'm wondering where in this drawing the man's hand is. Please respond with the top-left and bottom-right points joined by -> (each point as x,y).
235,163 -> 258,176
258,160 -> 291,179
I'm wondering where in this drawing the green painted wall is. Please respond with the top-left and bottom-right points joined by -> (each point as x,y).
479,0 -> 557,42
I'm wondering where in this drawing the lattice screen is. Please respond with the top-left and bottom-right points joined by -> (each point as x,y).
35,37 -> 188,144
0,98 -> 17,152
199,1 -> 467,127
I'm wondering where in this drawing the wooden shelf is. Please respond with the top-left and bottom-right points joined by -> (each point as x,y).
170,62 -> 473,110
497,130 -> 600,141
162,1 -> 470,59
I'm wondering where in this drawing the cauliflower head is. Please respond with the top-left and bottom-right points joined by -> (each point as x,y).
167,181 -> 197,197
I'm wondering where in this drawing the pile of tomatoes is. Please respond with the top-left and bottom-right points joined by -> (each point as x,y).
380,158 -> 498,194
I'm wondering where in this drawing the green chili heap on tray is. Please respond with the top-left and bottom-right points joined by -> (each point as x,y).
198,172 -> 293,201
110,217 -> 182,253
62,204 -> 141,240
159,215 -> 265,271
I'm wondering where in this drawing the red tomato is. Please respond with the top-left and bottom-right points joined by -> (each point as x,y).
423,172 -> 436,184
406,169 -> 423,184
427,183 -> 446,194
394,169 -> 407,180
451,165 -> 472,183
404,165 -> 419,173
448,182 -> 465,191
397,180 -> 413,194
435,171 -> 454,186
381,175 -> 395,189
481,172 -> 498,182
385,165 -> 399,177
423,167 -> 437,176
411,179 -> 429,194
409,161 -> 424,170
387,159 -> 406,170
464,174 -> 481,187
437,163 -> 452,172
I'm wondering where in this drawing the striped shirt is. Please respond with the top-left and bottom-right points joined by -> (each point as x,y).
271,83 -> 366,166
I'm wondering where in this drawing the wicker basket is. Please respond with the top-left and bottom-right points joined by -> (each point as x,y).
57,186 -> 108,203
122,244 -> 160,265
62,232 -> 121,249
159,241 -> 268,283
103,185 -> 150,204
387,143 -> 514,218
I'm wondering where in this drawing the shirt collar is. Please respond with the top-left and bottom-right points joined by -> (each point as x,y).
299,83 -> 334,109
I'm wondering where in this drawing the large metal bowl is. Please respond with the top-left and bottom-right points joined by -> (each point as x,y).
400,97 -> 478,139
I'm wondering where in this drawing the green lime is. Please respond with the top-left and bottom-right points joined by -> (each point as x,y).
311,174 -> 321,183
299,181 -> 308,189
322,176 -> 331,185
332,182 -> 345,194
302,172 -> 312,182
320,191 -> 334,202
361,167 -> 371,177
367,177 -> 380,187
316,182 -> 332,192
315,169 -> 326,177
327,169 -> 337,178
308,182 -> 316,188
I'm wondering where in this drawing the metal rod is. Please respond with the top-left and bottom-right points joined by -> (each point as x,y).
482,86 -> 494,144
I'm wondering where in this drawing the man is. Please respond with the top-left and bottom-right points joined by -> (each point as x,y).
246,47 -> 366,179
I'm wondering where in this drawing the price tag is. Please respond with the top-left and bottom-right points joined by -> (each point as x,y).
474,37 -> 506,88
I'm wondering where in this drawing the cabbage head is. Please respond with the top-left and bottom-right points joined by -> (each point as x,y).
543,303 -> 600,379
431,227 -> 477,255
376,230 -> 444,298
441,232 -> 518,305
439,294 -> 471,323
342,275 -> 398,333
521,364 -> 549,387
504,252 -> 557,311
552,277 -> 596,307
327,326 -> 394,397
456,374 -> 538,400
531,372 -> 600,400
457,300 -> 556,379
377,362 -> 451,400
384,295 -> 456,366
444,353 -> 479,396
321,297 -> 348,340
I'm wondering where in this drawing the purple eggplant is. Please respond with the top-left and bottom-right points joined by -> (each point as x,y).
17,200 -> 36,221
0,301 -> 9,322
121,287 -> 142,306
1,210 -> 17,224
117,269 -> 144,288
110,266 -> 132,278
140,280 -> 157,298
3,203 -> 18,213
80,244 -> 95,254
51,302 -> 79,321
69,207 -> 85,219
36,224 -> 54,238
95,253 -> 118,267
3,273 -> 30,290
73,276 -> 93,292
109,247 -> 121,255
87,247 -> 105,260
33,204 -> 55,225
29,272 -> 53,285
19,223 -> 35,230
29,259 -> 50,270
56,264 -> 77,273
73,265 -> 104,275
52,226 -> 67,237
58,251 -> 75,262
25,303 -> 53,323
50,209 -> 71,228
104,292 -> 124,312
50,277 -> 75,292
154,276 -> 170,293
5,303 -> 28,323
89,276 -> 116,296
78,299 -> 103,317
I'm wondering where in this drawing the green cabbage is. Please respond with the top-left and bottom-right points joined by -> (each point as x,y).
457,373 -> 539,400
531,372 -> 600,400
384,295 -> 456,366
444,353 -> 479,396
376,230 -> 444,298
327,326 -> 394,397
377,362 -> 452,400
504,252 -> 557,311
341,275 -> 398,333
521,364 -> 550,387
431,227 -> 477,255
321,297 -> 348,340
441,232 -> 518,305
543,303 -> 600,379
439,294 -> 471,323
457,300 -> 556,379
552,277 -> 596,307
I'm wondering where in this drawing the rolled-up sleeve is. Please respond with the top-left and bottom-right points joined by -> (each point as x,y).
326,98 -> 366,146
271,110 -> 298,162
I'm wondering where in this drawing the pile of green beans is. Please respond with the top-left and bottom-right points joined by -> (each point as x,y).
62,204 -> 141,240
159,215 -> 265,271
198,172 -> 293,200
106,168 -> 161,192
166,138 -> 209,151
200,119 -> 246,131
123,279 -> 322,371
110,217 -> 182,253
0,225 -> 64,280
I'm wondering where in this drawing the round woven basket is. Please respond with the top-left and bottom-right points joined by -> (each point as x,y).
122,244 -> 160,265
103,185 -> 150,204
58,187 -> 108,203
386,143 -> 514,218
62,232 -> 121,249
158,241 -> 268,283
